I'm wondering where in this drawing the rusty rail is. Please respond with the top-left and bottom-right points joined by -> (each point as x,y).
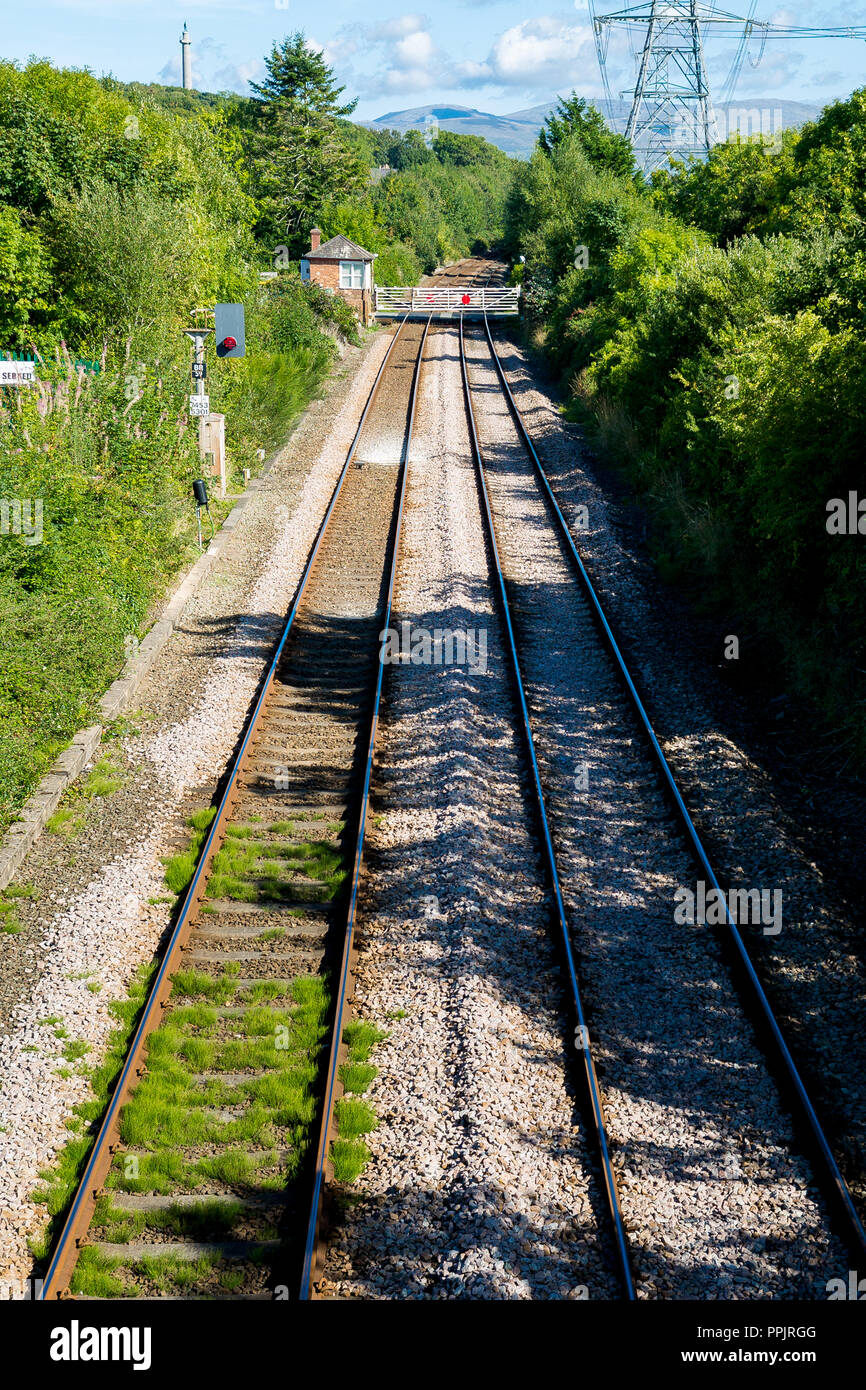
37,310 -> 418,1300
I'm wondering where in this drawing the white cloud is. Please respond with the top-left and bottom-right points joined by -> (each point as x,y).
325,14 -> 450,97
213,59 -> 266,93
158,57 -> 182,84
371,14 -> 429,40
396,30 -> 436,66
318,34 -> 362,66
732,44 -> 805,91
458,16 -> 595,88
323,10 -> 597,100
809,68 -> 845,87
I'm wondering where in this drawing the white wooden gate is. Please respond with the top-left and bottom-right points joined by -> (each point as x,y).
374,286 -> 520,318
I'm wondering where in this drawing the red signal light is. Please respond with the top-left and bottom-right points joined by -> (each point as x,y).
222,336 -> 237,351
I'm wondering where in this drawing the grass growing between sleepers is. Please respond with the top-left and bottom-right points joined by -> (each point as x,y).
162,806 -> 217,895
206,836 -> 345,904
66,966 -> 332,1297
34,794 -> 357,1296
331,1020 -> 387,1185
92,1194 -> 248,1245
162,805 -> 346,906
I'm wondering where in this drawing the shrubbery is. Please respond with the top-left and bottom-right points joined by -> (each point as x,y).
510,92 -> 866,764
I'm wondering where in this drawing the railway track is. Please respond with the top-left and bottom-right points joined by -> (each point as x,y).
35,257 -> 860,1302
34,282 -> 478,1299
36,259 -> 496,1303
456,310 -> 866,1295
458,313 -> 634,1298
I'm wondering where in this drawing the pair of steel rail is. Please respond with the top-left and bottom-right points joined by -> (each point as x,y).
458,309 -> 866,1297
38,309 -> 431,1300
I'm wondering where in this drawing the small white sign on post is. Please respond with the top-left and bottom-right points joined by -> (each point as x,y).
189,394 -> 210,417
0,361 -> 36,385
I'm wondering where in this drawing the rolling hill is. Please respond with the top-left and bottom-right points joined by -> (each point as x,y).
365,98 -> 823,158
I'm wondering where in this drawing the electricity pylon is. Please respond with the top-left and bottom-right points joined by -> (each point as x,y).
590,1 -> 866,175
626,1 -> 717,168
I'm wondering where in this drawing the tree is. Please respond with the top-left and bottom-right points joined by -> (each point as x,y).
0,204 -> 51,342
782,87 -> 866,234
433,130 -> 507,167
650,87 -> 866,243
649,136 -> 796,243
249,34 -> 365,250
539,94 -> 635,179
390,129 -> 435,170
45,178 -> 198,343
251,33 -> 357,117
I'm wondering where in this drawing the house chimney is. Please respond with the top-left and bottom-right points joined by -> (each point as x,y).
310,227 -> 321,252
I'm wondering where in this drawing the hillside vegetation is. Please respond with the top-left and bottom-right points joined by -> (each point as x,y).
0,41 -> 514,832
508,93 -> 866,768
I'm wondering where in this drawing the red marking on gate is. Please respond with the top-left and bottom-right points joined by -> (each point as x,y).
461,294 -> 471,305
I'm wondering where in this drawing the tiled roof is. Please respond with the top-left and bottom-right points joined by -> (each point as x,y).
305,233 -> 375,261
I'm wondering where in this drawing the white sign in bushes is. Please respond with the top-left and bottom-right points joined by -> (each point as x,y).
0,361 -> 36,385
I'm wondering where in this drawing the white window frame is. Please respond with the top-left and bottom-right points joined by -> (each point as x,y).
339,260 -> 364,289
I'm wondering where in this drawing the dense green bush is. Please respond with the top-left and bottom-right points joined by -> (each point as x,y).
509,90 -> 866,763
651,89 -> 866,241
0,344 -> 200,820
0,204 -> 51,342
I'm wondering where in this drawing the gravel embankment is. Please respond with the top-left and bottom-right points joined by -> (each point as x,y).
0,328 -> 392,1291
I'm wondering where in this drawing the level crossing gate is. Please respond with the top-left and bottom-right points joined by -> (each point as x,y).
374,286 -> 520,318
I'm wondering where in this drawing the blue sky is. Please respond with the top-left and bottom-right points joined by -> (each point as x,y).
2,1 -> 864,119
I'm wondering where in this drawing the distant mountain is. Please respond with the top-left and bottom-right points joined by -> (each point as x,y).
364,98 -> 823,159
366,103 -> 548,158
